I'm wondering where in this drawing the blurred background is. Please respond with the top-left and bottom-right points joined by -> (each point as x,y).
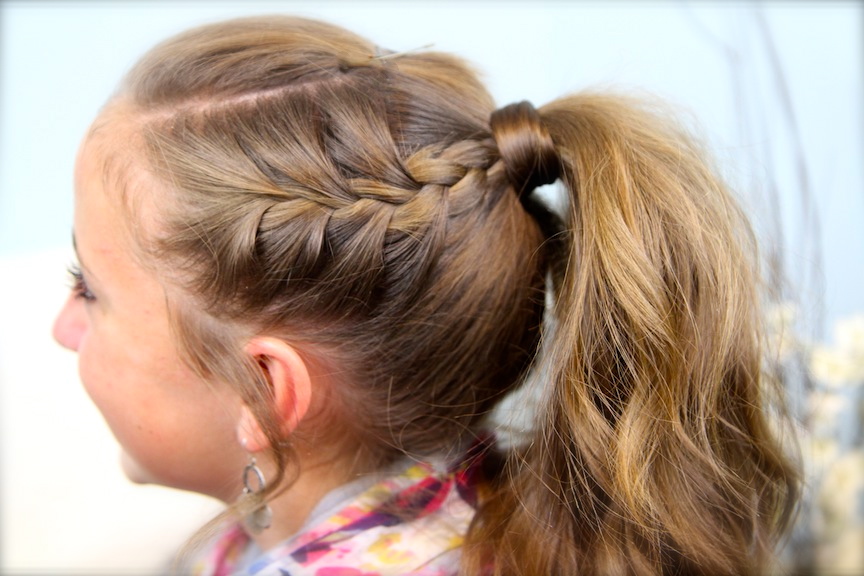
1,1 -> 861,574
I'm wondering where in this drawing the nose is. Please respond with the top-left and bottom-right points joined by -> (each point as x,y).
53,294 -> 86,351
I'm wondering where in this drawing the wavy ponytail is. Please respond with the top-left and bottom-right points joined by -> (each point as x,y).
104,15 -> 798,574
467,94 -> 800,575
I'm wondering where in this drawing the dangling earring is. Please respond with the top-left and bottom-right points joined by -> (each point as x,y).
239,456 -> 272,534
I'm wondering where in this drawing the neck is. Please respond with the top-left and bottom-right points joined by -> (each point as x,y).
244,446 -> 372,551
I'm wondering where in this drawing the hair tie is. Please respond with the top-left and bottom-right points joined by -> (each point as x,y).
489,101 -> 561,197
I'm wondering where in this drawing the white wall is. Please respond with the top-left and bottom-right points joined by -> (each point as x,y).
1,2 -> 861,572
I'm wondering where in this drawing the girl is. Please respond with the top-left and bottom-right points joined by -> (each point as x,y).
53,15 -> 799,576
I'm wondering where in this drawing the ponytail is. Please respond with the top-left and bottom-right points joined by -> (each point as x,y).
467,94 -> 800,576
113,15 -> 797,572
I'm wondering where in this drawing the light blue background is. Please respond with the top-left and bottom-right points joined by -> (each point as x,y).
2,1 -> 861,334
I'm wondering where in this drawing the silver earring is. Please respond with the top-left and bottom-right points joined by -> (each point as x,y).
240,457 -> 272,534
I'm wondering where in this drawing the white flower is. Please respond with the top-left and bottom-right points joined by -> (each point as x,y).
764,301 -> 801,360
810,344 -> 864,387
823,526 -> 864,574
805,436 -> 841,477
807,390 -> 847,433
834,315 -> 864,383
809,315 -> 864,386
766,301 -> 798,329
836,315 -> 864,357
818,450 -> 864,524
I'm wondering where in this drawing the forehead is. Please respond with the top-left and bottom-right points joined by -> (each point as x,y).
75,103 -> 164,249
77,104 -> 139,198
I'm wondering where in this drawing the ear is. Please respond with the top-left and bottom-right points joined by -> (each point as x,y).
236,337 -> 313,453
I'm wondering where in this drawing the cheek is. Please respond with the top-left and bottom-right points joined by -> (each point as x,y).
75,335 -> 154,446
75,333 -> 116,405
78,339 -> 166,470
76,337 -> 244,496
78,338 -> 104,410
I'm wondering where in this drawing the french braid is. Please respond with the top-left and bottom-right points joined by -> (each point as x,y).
105,15 -> 799,576
119,34 -> 545,471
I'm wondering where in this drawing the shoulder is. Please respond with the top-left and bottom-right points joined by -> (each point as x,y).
248,459 -> 475,575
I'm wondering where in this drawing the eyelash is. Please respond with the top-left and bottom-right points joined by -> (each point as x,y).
67,263 -> 96,302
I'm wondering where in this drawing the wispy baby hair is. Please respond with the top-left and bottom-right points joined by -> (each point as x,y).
104,15 -> 798,575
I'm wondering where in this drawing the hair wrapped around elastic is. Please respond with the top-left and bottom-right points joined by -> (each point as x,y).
490,100 -> 561,197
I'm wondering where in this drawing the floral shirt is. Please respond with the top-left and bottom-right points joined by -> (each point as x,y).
194,456 -> 480,576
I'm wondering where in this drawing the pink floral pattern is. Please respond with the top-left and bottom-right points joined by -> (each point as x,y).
194,458 -> 480,576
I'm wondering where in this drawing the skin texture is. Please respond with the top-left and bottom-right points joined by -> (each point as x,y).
53,124 -> 248,501
49,17 -> 801,572
53,111 -> 363,550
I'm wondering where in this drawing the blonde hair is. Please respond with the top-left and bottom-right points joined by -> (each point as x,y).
107,15 -> 798,575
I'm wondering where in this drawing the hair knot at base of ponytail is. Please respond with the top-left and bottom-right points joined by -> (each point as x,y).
490,101 -> 561,197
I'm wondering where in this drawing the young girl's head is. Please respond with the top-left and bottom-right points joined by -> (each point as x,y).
56,15 -> 546,487
53,15 -> 799,575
